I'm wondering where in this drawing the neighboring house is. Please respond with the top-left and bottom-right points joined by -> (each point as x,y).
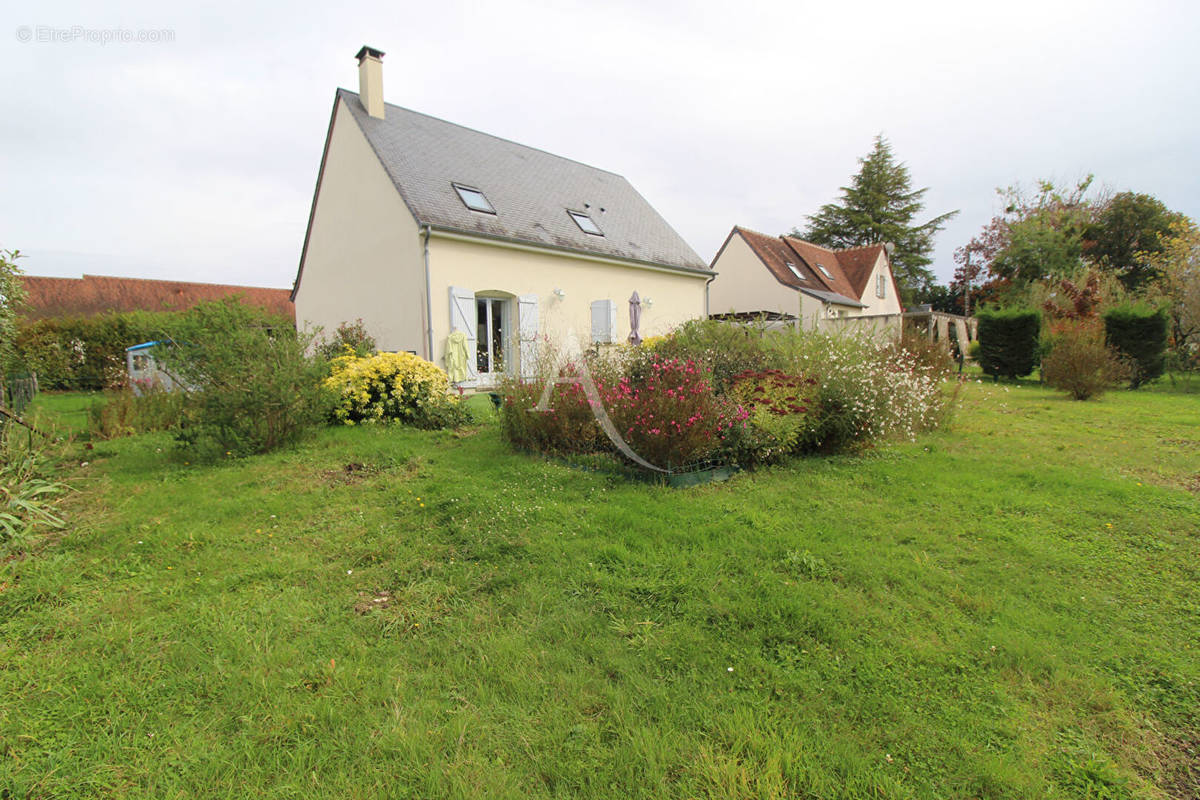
708,226 -> 903,329
19,274 -> 294,322
292,46 -> 713,386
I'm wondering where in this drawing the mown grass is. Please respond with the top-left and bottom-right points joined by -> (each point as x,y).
2,382 -> 1198,799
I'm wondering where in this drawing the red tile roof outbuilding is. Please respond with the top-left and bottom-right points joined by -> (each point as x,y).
18,274 -> 295,323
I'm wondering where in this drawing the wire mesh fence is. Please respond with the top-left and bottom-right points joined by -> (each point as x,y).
2,372 -> 38,418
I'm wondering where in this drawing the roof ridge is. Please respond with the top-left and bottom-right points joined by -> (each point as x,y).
77,274 -> 289,291
732,224 -> 779,240
835,243 -> 885,254
782,235 -> 838,254
337,88 -> 629,181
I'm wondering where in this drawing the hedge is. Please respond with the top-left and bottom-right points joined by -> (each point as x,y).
975,308 -> 1041,380
10,311 -> 183,390
1104,304 -> 1168,388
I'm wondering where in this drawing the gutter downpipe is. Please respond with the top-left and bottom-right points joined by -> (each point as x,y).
422,224 -> 434,361
704,271 -> 717,319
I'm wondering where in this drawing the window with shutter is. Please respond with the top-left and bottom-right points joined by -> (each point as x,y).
591,299 -> 616,344
517,294 -> 539,379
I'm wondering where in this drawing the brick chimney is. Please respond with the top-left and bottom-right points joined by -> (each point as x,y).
355,46 -> 385,119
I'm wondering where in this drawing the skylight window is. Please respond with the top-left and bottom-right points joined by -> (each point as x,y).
568,210 -> 604,236
453,183 -> 495,214
815,263 -> 835,281
785,262 -> 807,281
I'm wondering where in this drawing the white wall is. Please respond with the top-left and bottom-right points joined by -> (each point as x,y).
293,96 -> 426,354
853,251 -> 904,317
708,232 -> 799,318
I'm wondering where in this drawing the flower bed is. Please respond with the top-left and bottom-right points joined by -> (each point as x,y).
497,322 -> 954,474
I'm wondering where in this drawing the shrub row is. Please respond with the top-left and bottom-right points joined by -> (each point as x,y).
976,304 -> 1169,393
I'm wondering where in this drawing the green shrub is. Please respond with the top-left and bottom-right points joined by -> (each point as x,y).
1103,304 -> 1168,388
1041,323 -> 1130,400
169,299 -> 326,459
1,249 -> 26,376
650,318 -> 771,394
726,369 -> 815,464
88,384 -> 186,440
324,350 -> 467,429
976,308 -> 1041,379
315,319 -> 377,361
498,374 -> 603,455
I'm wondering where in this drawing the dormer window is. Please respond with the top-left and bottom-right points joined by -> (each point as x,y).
815,263 -> 834,281
453,183 -> 495,214
568,210 -> 604,236
785,262 -> 807,281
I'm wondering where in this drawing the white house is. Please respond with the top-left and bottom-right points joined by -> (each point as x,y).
292,46 -> 714,386
708,226 -> 903,329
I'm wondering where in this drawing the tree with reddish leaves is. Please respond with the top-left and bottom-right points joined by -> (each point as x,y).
953,177 -> 1099,306
1043,273 -> 1103,321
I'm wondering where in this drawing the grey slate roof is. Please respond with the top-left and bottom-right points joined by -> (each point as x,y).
337,89 -> 710,274
799,288 -> 866,308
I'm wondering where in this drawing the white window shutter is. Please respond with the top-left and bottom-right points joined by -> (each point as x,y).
591,299 -> 616,344
448,286 -> 477,386
517,294 -> 539,380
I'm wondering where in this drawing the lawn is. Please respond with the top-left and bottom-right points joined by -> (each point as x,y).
2,381 -> 1198,799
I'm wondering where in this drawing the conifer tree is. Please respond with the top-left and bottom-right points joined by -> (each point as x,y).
796,135 -> 957,299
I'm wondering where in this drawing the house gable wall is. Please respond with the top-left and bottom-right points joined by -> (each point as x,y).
852,251 -> 903,317
293,96 -> 426,353
708,231 -> 799,318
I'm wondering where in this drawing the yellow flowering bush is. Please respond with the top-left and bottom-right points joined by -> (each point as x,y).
640,335 -> 668,351
324,351 -> 467,429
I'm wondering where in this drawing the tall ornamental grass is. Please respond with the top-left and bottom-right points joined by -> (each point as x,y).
0,425 -> 65,554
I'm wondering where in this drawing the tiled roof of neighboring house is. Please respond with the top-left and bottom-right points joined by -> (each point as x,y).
336,88 -> 710,274
18,275 -> 295,322
782,237 -> 867,301
834,243 -> 889,298
730,227 -> 866,308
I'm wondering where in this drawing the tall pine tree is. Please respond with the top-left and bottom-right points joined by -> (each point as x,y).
795,135 -> 956,300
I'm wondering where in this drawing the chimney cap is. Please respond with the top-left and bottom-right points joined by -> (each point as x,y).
355,45 -> 385,63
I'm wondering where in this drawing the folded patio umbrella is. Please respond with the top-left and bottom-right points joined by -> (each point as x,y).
628,291 -> 642,346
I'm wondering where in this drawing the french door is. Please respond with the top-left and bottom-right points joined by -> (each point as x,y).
475,297 -> 508,383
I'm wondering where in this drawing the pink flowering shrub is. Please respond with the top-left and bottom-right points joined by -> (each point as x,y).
597,358 -> 742,467
499,356 -> 746,468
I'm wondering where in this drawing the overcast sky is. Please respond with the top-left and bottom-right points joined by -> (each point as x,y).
4,0 -> 1198,290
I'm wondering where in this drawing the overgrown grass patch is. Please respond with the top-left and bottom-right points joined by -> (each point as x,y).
1,381 -> 1197,798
